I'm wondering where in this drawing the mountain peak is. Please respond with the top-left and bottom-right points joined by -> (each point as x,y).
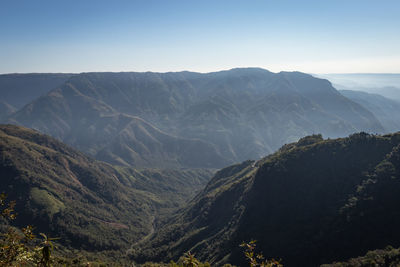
4,70 -> 384,168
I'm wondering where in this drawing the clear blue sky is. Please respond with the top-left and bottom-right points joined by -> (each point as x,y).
1,0 -> 399,74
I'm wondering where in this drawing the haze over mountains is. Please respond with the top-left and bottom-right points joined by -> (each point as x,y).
0,73 -> 73,109
1,0 -> 400,265
318,73 -> 400,102
0,73 -> 72,121
340,90 -> 400,133
2,68 -> 400,266
1,68 -> 389,169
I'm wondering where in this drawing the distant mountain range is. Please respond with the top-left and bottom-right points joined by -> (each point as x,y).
340,90 -> 400,133
0,101 -> 16,120
316,73 -> 400,88
0,73 -> 73,109
1,67 -> 400,265
134,132 -> 400,266
1,68 -> 386,168
318,73 -> 400,102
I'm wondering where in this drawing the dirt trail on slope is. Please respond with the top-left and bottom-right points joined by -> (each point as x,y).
132,215 -> 155,247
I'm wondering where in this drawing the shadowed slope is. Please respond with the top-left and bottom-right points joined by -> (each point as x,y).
135,132 -> 400,266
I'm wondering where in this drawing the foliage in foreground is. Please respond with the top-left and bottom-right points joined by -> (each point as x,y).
0,193 -> 56,266
240,240 -> 282,267
3,189 -> 400,267
141,241 -> 282,267
321,246 -> 400,267
2,200 -> 280,267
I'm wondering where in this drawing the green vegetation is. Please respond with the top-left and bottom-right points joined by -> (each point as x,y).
240,240 -> 282,267
0,193 -> 55,266
135,131 -> 400,266
322,246 -> 400,267
2,193 -> 279,267
2,124 -> 400,266
0,124 -> 213,263
3,70 -> 400,266
30,188 -> 66,219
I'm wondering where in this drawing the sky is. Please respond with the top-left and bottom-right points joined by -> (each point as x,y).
1,0 -> 400,74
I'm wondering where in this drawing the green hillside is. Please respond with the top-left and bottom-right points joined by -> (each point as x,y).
0,124 -> 213,261
322,246 -> 400,267
134,132 -> 400,266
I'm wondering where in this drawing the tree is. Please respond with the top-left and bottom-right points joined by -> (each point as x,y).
0,193 -> 56,266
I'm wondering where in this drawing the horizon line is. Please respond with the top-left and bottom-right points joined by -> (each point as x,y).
1,67 -> 400,76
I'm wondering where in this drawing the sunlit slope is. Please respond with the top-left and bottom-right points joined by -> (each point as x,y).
0,124 -> 213,252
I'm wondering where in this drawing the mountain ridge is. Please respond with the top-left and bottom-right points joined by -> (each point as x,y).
0,73 -> 73,109
4,68 -> 384,169
133,132 -> 400,266
340,89 -> 400,132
